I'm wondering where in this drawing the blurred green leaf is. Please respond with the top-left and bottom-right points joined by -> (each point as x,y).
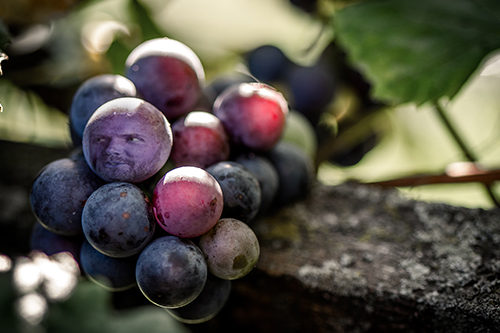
0,19 -> 11,50
0,79 -> 71,148
129,0 -> 166,41
334,0 -> 500,105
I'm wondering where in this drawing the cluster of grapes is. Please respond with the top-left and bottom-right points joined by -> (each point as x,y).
29,37 -> 315,324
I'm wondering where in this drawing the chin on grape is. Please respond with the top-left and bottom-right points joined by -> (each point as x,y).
82,97 -> 172,183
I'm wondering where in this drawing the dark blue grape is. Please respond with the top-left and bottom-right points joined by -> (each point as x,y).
81,182 -> 155,258
166,273 -> 231,324
136,236 -> 207,308
80,239 -> 138,292
69,74 -> 137,146
206,161 -> 261,223
30,222 -> 82,264
234,153 -> 278,216
265,141 -> 315,206
246,45 -> 289,83
286,63 -> 336,123
30,157 -> 106,236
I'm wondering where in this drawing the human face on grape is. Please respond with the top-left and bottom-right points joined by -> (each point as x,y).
87,113 -> 165,183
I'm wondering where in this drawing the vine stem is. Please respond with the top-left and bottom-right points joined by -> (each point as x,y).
433,101 -> 500,207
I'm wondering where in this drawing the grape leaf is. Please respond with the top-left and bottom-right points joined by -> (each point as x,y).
333,0 -> 500,106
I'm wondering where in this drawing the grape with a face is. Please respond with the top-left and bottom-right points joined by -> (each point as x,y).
30,157 -> 105,236
80,239 -> 137,292
199,218 -> 260,280
153,166 -> 223,238
82,182 -> 156,258
136,236 -> 207,308
125,38 -> 205,120
213,82 -> 289,151
82,97 -> 172,183
166,273 -> 231,324
265,141 -> 315,206
234,153 -> 278,216
170,111 -> 230,169
69,74 -> 137,146
205,161 -> 261,223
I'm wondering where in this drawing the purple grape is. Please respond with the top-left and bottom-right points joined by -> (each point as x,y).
205,161 -> 261,223
136,236 -> 207,308
30,157 -> 105,236
125,38 -> 205,120
213,82 -> 289,151
82,97 -> 173,183
166,273 -> 231,323
153,166 -> 223,238
80,239 -> 138,292
69,74 -> 137,146
170,111 -> 230,168
265,141 -> 315,206
82,182 -> 155,258
234,153 -> 279,216
199,218 -> 260,280
30,222 -> 83,264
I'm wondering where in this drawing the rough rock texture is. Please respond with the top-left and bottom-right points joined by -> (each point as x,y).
194,183 -> 500,333
2,140 -> 500,332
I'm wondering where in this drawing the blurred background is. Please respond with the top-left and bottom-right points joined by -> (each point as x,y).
1,0 -> 500,331
1,0 -> 500,209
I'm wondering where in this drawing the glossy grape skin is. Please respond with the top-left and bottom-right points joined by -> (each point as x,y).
205,161 -> 261,223
79,239 -> 137,292
82,97 -> 172,183
199,218 -> 260,280
204,71 -> 256,106
69,74 -> 137,146
136,236 -> 207,308
82,182 -> 155,258
166,273 -> 231,324
30,157 -> 105,236
125,38 -> 205,120
234,153 -> 278,217
153,166 -> 223,238
213,82 -> 289,151
265,141 -> 315,206
30,223 -> 83,264
170,111 -> 230,169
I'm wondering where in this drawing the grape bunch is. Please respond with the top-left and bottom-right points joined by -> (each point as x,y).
29,37 -> 316,324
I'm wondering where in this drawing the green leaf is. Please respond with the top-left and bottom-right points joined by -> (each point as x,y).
0,79 -> 72,148
334,0 -> 500,105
